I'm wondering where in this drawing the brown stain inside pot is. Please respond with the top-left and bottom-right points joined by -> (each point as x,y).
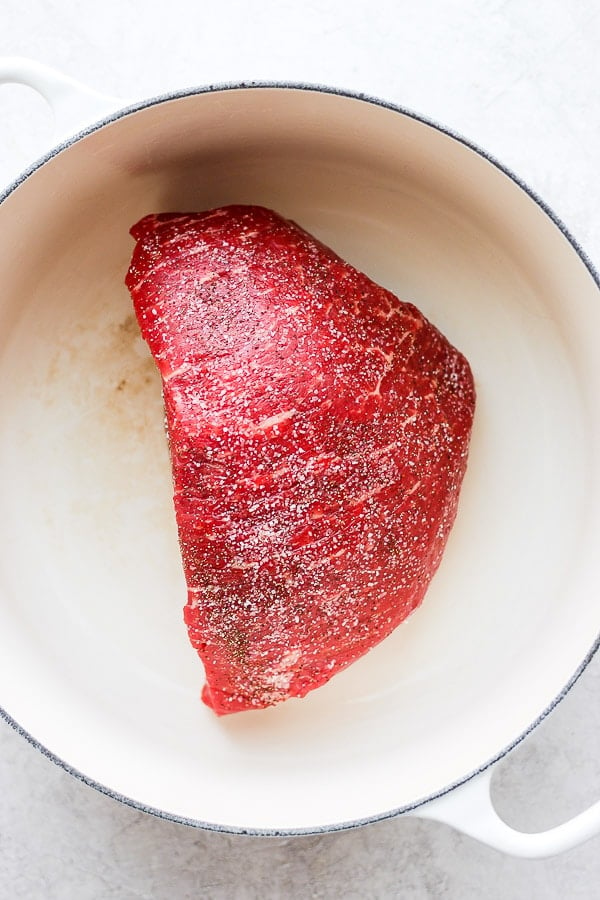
37,294 -> 172,532
44,309 -> 161,429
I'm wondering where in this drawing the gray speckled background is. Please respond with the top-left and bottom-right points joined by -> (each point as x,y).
1,1 -> 600,897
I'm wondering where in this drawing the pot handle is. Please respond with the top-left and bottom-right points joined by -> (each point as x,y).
0,56 -> 124,145
411,767 -> 600,858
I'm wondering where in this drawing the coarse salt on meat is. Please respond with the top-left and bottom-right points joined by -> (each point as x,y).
125,205 -> 475,715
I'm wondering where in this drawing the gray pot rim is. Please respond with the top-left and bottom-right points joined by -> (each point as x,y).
1,79 -> 598,836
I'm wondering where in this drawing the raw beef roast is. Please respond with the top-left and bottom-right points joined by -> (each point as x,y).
126,206 -> 475,715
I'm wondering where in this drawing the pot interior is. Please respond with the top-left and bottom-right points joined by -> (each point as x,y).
0,86 -> 598,831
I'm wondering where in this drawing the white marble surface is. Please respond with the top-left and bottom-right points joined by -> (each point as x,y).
1,1 -> 600,897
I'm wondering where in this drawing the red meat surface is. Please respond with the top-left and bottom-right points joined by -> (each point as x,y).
126,206 -> 475,715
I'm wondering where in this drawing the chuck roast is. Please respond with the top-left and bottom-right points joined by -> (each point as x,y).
126,206 -> 475,715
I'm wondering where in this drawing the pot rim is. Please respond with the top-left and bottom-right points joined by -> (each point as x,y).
1,79 -> 599,835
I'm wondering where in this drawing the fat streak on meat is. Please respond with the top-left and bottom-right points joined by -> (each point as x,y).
126,206 -> 475,715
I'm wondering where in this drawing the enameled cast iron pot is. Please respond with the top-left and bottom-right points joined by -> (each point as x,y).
1,58 -> 599,857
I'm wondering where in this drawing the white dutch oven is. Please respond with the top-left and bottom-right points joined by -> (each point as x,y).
0,58 -> 599,858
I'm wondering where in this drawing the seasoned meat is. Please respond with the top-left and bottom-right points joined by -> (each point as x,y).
126,206 -> 475,715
